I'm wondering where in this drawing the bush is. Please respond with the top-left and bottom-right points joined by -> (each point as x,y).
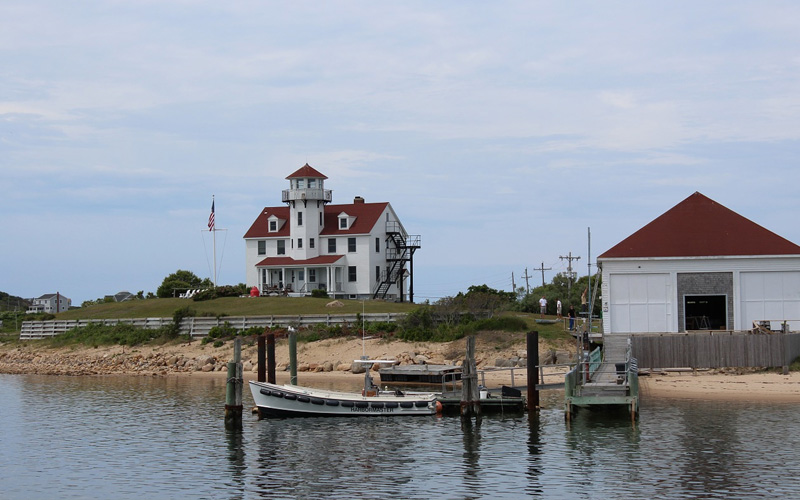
311,289 -> 329,298
46,322 -> 161,347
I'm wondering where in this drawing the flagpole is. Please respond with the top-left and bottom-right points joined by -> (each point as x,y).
212,195 -> 217,288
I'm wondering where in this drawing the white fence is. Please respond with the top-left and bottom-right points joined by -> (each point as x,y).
19,313 -> 406,340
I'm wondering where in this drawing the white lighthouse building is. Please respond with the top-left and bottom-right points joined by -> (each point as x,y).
244,164 -> 420,301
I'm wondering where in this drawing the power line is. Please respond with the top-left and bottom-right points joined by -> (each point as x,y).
559,252 -> 581,293
532,262 -> 552,287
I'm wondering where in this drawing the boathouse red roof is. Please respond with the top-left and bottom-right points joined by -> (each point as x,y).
286,163 -> 328,179
598,192 -> 800,259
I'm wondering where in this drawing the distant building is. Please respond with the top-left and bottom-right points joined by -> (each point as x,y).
598,192 -> 800,333
243,164 -> 420,301
27,293 -> 72,314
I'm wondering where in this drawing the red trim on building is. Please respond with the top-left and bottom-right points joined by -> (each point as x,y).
256,255 -> 344,267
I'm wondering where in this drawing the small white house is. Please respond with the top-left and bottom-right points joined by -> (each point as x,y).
27,293 -> 72,314
598,192 -> 800,333
243,164 -> 420,301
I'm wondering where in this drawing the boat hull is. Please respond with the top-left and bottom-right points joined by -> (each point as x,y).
249,381 -> 437,418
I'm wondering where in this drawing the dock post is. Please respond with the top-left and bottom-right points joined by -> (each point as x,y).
257,334 -> 266,383
461,335 -> 481,419
289,331 -> 298,385
527,331 -> 539,412
225,337 -> 243,429
267,332 -> 276,384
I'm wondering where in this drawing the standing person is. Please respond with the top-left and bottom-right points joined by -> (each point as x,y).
568,305 -> 576,331
539,296 -> 547,318
556,299 -> 562,319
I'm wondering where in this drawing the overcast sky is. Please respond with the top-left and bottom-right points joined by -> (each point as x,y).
3,1 -> 799,305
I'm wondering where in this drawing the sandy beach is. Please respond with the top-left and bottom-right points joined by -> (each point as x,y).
2,335 -> 799,402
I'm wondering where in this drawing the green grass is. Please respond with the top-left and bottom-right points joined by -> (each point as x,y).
53,296 -> 419,320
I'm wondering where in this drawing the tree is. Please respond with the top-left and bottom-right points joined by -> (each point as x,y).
156,270 -> 212,298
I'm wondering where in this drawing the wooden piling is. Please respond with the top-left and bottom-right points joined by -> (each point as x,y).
289,331 -> 297,386
267,332 -> 276,384
460,335 -> 481,418
225,337 -> 243,429
257,334 -> 266,383
527,331 -> 539,412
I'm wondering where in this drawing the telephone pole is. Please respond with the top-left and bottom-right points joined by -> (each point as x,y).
559,252 -> 581,293
521,268 -> 532,295
533,262 -> 552,287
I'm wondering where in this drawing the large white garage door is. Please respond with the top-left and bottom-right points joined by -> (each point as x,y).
740,271 -> 800,330
610,273 -> 670,333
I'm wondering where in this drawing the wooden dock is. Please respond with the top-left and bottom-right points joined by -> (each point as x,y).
564,331 -> 639,420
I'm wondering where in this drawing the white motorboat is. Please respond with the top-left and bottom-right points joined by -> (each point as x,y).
249,360 -> 439,418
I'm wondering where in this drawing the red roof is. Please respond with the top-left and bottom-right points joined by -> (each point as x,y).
256,255 -> 344,267
598,192 -> 800,259
286,163 -> 328,180
243,202 -> 389,239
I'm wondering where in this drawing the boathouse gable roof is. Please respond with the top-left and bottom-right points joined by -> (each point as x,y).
598,192 -> 800,259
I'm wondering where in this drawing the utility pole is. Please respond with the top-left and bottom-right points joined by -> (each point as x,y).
522,268 -> 532,295
511,272 -> 516,295
533,262 -> 552,287
559,252 -> 581,293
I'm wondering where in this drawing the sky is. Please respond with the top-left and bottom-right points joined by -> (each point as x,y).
3,1 -> 800,305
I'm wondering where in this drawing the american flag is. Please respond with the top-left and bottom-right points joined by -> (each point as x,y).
208,200 -> 215,231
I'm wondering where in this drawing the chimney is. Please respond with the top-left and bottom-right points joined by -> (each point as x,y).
354,196 -> 365,204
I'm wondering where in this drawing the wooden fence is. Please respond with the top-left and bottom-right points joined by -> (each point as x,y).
631,332 -> 800,369
19,313 -> 405,340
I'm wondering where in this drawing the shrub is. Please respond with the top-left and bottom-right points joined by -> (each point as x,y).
311,289 -> 329,298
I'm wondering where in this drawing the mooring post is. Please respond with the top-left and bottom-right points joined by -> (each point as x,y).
289,331 -> 297,385
267,332 -> 276,384
257,334 -> 266,383
461,335 -> 481,418
225,337 -> 243,429
527,331 -> 540,412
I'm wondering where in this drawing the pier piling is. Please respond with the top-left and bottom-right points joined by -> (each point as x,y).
267,332 -> 276,384
460,335 -> 481,419
257,334 -> 265,383
289,331 -> 297,385
225,337 -> 243,429
527,331 -> 539,412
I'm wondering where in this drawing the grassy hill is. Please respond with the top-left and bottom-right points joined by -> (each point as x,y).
54,296 -> 420,320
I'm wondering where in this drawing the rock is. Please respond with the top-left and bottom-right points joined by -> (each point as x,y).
413,354 -> 429,365
494,358 -> 516,368
201,364 -> 214,372
322,361 -> 334,372
351,362 -> 366,374
243,361 -> 253,372
325,300 -> 344,308
298,363 -> 310,372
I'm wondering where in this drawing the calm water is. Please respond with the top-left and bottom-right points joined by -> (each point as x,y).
2,374 -> 799,500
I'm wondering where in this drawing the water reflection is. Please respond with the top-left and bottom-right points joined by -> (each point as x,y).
525,413 -> 544,497
460,417 -> 482,499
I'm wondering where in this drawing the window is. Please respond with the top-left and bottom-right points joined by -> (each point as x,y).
258,240 -> 266,255
348,237 -> 356,253
297,179 -> 305,189
375,237 -> 380,253
319,213 -> 323,226
298,212 -> 303,226
328,238 -> 336,253
309,269 -> 316,282
277,240 -> 285,255
339,218 -> 347,229
308,179 -> 316,188
269,220 -> 277,232
309,238 -> 315,249
299,270 -> 305,281
376,266 -> 380,282
348,266 -> 357,282
297,238 -> 303,249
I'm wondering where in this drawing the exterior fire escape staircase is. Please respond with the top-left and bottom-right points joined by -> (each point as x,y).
373,222 -> 421,301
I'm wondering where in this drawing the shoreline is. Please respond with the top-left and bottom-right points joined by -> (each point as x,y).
1,338 -> 799,403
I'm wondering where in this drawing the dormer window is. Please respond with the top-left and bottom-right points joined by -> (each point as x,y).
339,218 -> 348,229
268,215 -> 282,233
